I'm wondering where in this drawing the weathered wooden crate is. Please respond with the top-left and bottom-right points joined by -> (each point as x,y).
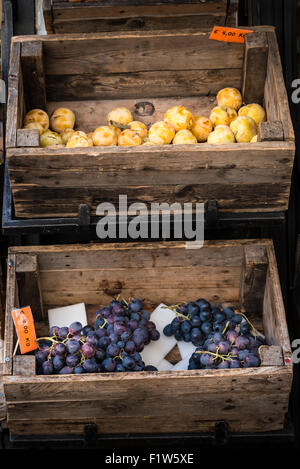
6,26 -> 295,219
2,239 -> 292,437
43,0 -> 238,34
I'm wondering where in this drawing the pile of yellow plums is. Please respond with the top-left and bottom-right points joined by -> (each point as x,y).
22,88 -> 266,148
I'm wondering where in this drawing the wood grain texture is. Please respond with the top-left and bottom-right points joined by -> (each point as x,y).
7,141 -> 294,217
6,42 -> 21,148
242,31 -> 268,105
45,1 -> 237,34
21,41 -> 46,110
240,245 -> 268,314
3,240 -> 292,435
6,28 -> 295,217
258,121 -> 284,142
17,129 -> 40,147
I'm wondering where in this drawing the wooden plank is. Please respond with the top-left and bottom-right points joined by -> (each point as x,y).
3,366 -> 291,434
6,412 -> 287,436
3,365 -> 291,403
258,121 -> 284,142
52,15 -> 228,34
16,254 -> 44,321
242,31 -> 268,105
265,31 -> 295,142
263,245 -> 292,361
3,255 -> 17,375
45,69 -> 242,101
17,129 -> 40,147
21,41 -> 46,110
6,42 -> 21,148
39,31 -> 244,75
43,0 -> 54,34
239,245 -> 268,314
9,183 -> 291,218
13,356 -> 36,376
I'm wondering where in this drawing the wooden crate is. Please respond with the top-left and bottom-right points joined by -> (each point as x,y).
6,25 -> 295,219
43,0 -> 238,34
2,239 -> 292,437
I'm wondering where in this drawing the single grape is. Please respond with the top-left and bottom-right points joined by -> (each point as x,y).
49,325 -> 60,337
213,322 -> 225,333
81,358 -> 97,373
201,322 -> 212,335
81,342 -> 96,358
66,354 -> 80,368
116,363 -> 125,372
235,335 -> 250,350
214,312 -> 226,323
106,343 -> 120,358
199,311 -> 212,322
129,298 -> 144,313
36,350 -> 48,365
190,315 -> 201,327
196,299 -> 210,309
66,338 -> 81,354
57,327 -> 69,340
82,325 -> 94,336
128,319 -> 139,331
218,340 -> 230,355
244,353 -> 260,368
95,348 -> 106,362
74,365 -> 85,374
213,332 -> 223,344
53,355 -> 65,371
124,341 -> 136,354
121,330 -> 132,342
187,302 -> 200,316
163,324 -> 173,337
69,321 -> 82,336
174,330 -> 183,341
86,331 -> 98,345
112,303 -> 125,315
150,329 -> 160,341
97,336 -> 110,350
223,307 -> 234,319
230,359 -> 241,368
122,356 -> 136,370
226,330 -> 238,344
109,333 -> 119,344
218,361 -> 230,369
102,357 -> 116,372
59,366 -> 74,374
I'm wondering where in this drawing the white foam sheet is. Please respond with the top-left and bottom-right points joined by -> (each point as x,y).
48,303 -> 87,328
177,341 -> 196,360
156,359 -> 174,371
141,303 -> 177,367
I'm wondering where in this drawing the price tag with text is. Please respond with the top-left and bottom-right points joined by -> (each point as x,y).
209,26 -> 253,44
12,306 -> 38,354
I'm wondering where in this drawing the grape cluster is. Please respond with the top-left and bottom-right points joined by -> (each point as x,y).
163,298 -> 265,369
36,298 -> 160,375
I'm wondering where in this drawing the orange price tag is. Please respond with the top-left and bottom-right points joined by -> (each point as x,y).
12,306 -> 38,354
209,26 -> 253,44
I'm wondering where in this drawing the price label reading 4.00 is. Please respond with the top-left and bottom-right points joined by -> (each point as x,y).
12,306 -> 38,354
209,26 -> 253,44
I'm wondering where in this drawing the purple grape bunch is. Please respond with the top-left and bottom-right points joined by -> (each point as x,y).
36,298 -> 160,375
163,298 -> 265,370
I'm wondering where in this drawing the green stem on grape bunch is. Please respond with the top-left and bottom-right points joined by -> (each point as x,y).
121,297 -> 129,306
113,347 -> 125,361
100,318 -> 108,329
222,321 -> 230,335
162,305 -> 191,322
235,310 -> 258,338
79,349 -> 86,365
36,336 -> 59,345
196,349 -> 233,363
